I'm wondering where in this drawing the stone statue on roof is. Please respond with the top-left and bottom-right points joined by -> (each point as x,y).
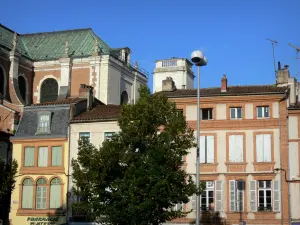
93,39 -> 100,56
62,40 -> 69,57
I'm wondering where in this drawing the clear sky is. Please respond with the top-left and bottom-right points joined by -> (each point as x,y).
1,0 -> 300,91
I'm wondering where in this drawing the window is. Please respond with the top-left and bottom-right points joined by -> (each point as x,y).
18,75 -> 27,104
258,181 -> 272,211
40,78 -> 58,103
201,181 -> 215,211
230,107 -> 242,119
256,134 -> 271,162
200,136 -> 214,163
38,147 -> 48,167
120,91 -> 129,105
36,178 -> 47,209
22,179 -> 33,209
257,106 -> 269,118
249,180 -> 280,212
173,203 -> 184,211
176,109 -> 183,117
191,180 -> 223,212
36,112 -> 51,134
52,146 -> 62,166
229,180 -> 245,212
79,132 -> 90,140
104,132 -> 115,140
50,178 -> 61,208
201,108 -> 213,120
24,147 -> 34,167
228,135 -> 244,162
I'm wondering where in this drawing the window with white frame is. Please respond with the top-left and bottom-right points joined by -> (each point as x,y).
36,112 -> 51,134
201,108 -> 213,120
201,181 -> 215,211
229,180 -> 245,212
230,107 -> 242,119
79,132 -> 90,141
228,135 -> 244,162
38,147 -> 48,167
50,178 -> 61,208
256,134 -> 271,162
173,203 -> 184,211
258,180 -> 272,211
257,106 -> 269,118
51,146 -> 62,166
248,180 -> 280,212
191,180 -> 223,212
36,178 -> 47,209
200,135 -> 214,163
104,132 -> 116,140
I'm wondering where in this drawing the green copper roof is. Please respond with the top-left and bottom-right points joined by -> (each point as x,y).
0,24 -> 112,60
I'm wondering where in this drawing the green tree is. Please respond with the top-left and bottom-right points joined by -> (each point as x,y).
72,85 -> 197,225
0,154 -> 18,223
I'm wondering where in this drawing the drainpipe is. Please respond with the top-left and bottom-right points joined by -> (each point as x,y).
66,122 -> 72,224
278,90 -> 289,225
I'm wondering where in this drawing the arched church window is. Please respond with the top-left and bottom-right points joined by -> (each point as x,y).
18,76 -> 27,103
40,78 -> 58,103
0,67 -> 5,97
120,91 -> 128,105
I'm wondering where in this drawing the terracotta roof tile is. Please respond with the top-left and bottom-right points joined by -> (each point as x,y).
33,97 -> 86,106
71,104 -> 121,122
157,85 -> 287,98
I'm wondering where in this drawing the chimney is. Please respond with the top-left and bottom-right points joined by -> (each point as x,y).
278,61 -> 281,70
221,74 -> 227,92
79,84 -> 94,110
182,85 -> 186,89
162,77 -> 176,92
276,62 -> 290,85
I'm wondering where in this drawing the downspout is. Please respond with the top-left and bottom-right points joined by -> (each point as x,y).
278,90 -> 289,225
66,119 -> 72,224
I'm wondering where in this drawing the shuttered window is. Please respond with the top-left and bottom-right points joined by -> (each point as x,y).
249,180 -> 257,212
214,180 -> 223,212
229,180 -> 244,212
200,136 -> 214,163
256,134 -> 271,162
229,135 -> 244,162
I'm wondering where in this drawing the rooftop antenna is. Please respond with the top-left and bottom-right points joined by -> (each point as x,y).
266,38 -> 278,77
288,42 -> 300,77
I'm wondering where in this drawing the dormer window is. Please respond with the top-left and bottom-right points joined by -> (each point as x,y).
36,112 -> 51,134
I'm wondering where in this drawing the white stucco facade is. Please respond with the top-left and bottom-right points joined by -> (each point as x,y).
153,58 -> 194,93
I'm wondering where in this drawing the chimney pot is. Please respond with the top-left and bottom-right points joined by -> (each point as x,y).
78,84 -> 94,110
221,74 -> 227,92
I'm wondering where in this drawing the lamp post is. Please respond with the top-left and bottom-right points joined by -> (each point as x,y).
191,50 -> 207,225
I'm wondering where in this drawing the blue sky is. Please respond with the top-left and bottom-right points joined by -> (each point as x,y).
1,0 -> 299,91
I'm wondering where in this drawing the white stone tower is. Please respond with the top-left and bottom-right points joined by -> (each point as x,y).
153,57 -> 194,92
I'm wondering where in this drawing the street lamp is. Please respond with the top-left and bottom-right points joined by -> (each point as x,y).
191,50 -> 207,225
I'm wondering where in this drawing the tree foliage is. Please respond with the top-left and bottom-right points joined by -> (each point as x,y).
0,154 -> 18,220
72,85 -> 197,225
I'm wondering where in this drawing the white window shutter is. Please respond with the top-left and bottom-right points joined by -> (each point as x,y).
249,180 -> 257,212
236,181 -> 244,212
256,134 -> 264,162
236,135 -> 244,162
263,134 -> 272,162
200,136 -> 206,163
229,135 -> 235,162
273,180 -> 280,212
229,180 -> 236,211
215,180 -> 223,212
206,136 -> 214,163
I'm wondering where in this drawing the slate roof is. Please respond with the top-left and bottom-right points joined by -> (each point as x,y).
13,105 -> 70,139
32,97 -> 86,106
71,104 -> 121,123
158,85 -> 287,98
